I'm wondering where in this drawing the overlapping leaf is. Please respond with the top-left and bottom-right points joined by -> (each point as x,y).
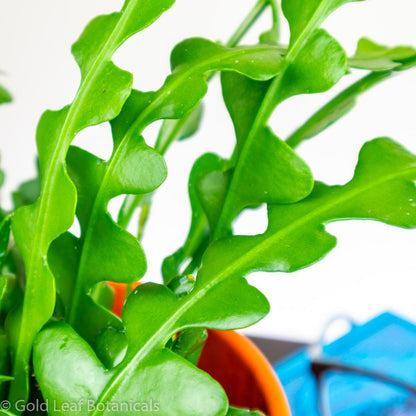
111,37 -> 285,139
207,0 -> 357,239
217,73 -> 314,232
53,139 -> 166,343
41,126 -> 416,416
117,104 -> 203,229
198,138 -> 416,280
163,0 -> 355,276
34,278 -> 269,415
8,0 -> 175,404
273,0 -> 359,104
55,37 -> 284,342
110,38 -> 286,284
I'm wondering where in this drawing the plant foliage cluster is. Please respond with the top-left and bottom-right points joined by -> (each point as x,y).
0,0 -> 415,414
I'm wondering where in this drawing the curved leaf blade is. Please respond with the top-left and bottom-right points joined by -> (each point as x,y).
111,38 -> 284,135
34,275 -> 269,416
63,141 -> 166,343
349,38 -> 416,71
200,138 -> 416,280
8,0 -> 176,403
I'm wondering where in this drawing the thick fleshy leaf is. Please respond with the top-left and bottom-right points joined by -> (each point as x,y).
276,29 -> 347,102
208,0 -> 358,239
59,141 -> 166,343
33,323 -> 113,415
8,0 -> 175,403
266,0 -> 362,106
212,72 -> 314,237
198,138 -> 416,280
34,275 -> 268,416
195,159 -> 231,234
48,232 -> 79,316
113,38 -> 284,233
34,320 -> 228,415
116,104 -> 204,242
111,38 -> 284,136
349,38 -> 416,71
221,74 -> 271,153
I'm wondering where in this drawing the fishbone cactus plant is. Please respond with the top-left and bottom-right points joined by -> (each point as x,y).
0,0 -> 415,415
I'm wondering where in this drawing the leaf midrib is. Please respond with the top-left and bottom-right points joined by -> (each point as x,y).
12,0 -> 138,400
91,159 -> 416,415
212,1 -> 332,239
125,44 -> 284,139
91,4 -> 349,410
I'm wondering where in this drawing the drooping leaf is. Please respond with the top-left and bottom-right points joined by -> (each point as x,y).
8,0 -> 176,404
34,276 -> 269,416
198,138 -> 416,280
349,38 -> 416,71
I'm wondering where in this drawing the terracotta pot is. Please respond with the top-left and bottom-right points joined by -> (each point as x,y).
109,282 -> 291,416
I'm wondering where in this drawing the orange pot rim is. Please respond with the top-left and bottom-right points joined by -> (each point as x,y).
108,282 -> 291,415
210,329 -> 291,416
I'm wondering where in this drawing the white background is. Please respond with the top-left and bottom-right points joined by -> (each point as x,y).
0,0 -> 416,343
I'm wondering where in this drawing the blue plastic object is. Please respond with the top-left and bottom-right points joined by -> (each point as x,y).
275,313 -> 416,415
